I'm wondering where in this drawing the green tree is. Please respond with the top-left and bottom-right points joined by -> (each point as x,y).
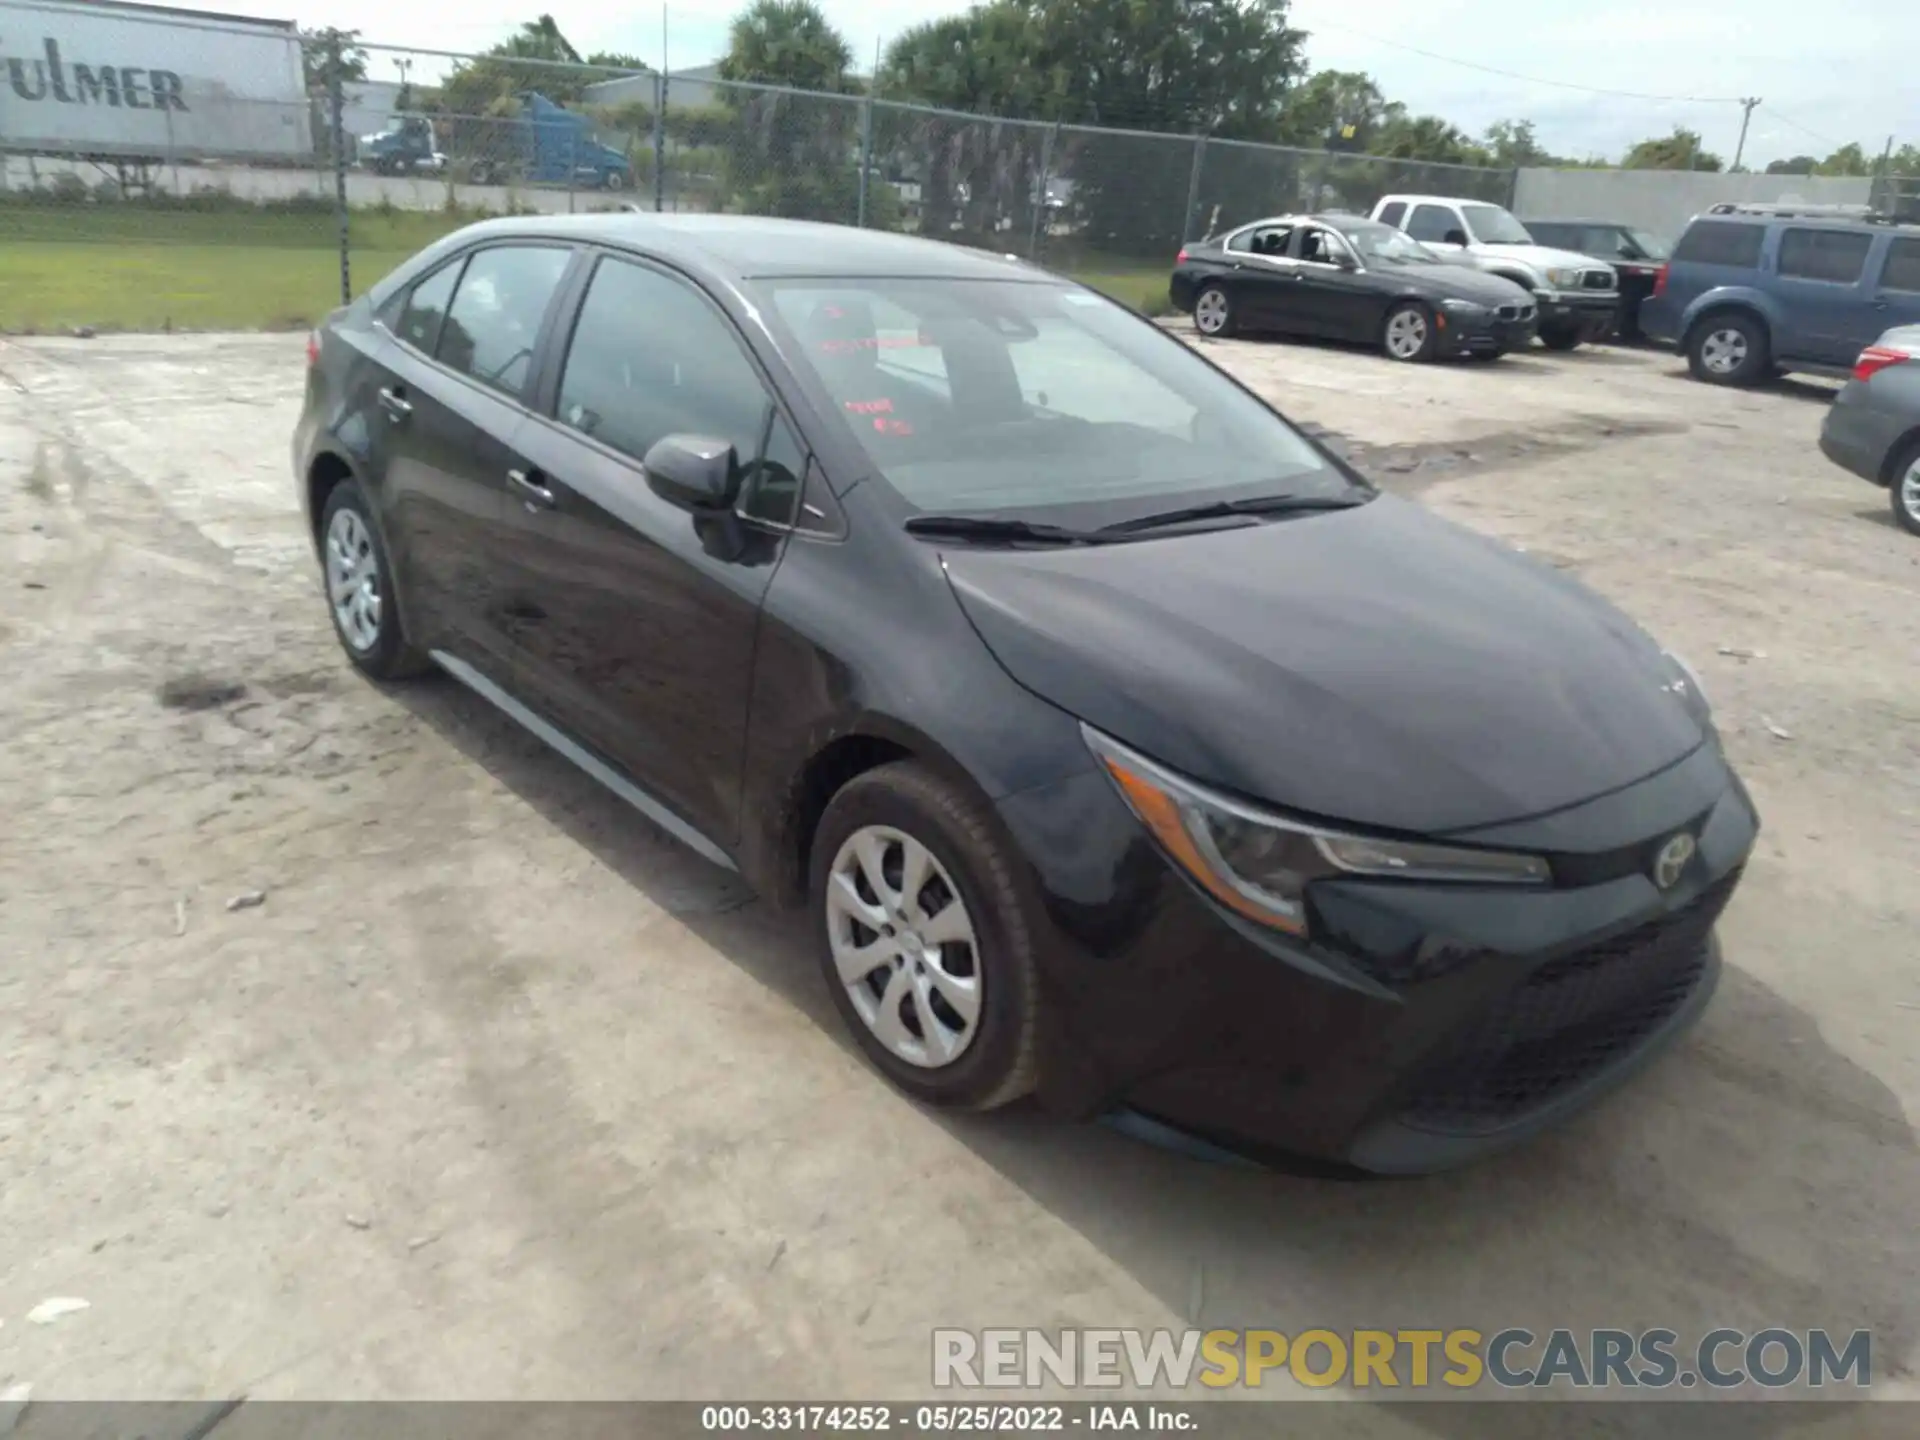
1622,127 -> 1723,171
1764,154 -> 1819,175
1480,118 -> 1558,168
719,0 -> 856,92
1816,142 -> 1870,176
300,27 -> 367,93
1274,70 -> 1389,151
1373,110 -> 1488,166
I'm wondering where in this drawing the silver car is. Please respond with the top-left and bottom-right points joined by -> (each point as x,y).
1820,325 -> 1920,535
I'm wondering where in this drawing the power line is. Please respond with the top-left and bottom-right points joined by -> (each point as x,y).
1303,18 -> 1747,105
1761,107 -> 1845,150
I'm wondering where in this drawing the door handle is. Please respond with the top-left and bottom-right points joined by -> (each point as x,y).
377,385 -> 412,421
507,467 -> 557,510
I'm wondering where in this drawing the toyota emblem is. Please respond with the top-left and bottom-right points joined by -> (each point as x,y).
1652,832 -> 1696,890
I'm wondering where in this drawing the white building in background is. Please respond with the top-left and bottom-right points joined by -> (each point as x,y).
581,63 -> 725,112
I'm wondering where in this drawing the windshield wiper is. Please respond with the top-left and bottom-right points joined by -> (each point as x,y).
1098,491 -> 1372,536
904,514 -> 1113,546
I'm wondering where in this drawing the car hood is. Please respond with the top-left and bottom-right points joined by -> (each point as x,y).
942,496 -> 1703,835
1480,241 -> 1616,276
1380,262 -> 1530,305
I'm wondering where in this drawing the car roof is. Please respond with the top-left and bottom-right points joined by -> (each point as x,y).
406,212 -> 1044,283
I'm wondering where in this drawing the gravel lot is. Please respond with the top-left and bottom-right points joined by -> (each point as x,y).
2,327 -> 1916,1423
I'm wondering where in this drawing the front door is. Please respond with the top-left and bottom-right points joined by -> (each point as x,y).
1288,225 -> 1383,341
1221,221 -> 1301,329
372,242 -> 574,669
494,252 -> 795,847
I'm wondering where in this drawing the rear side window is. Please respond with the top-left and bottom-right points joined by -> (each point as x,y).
437,245 -> 572,398
1877,237 -> 1920,293
1227,223 -> 1293,256
1777,228 -> 1872,285
1404,204 -> 1458,243
1377,201 -> 1406,228
395,260 -> 461,355
556,256 -> 771,466
1671,221 -> 1764,268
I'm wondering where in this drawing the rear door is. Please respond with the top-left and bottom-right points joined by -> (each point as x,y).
370,242 -> 574,668
1868,235 -> 1920,336
1771,225 -> 1876,364
494,251 -> 796,847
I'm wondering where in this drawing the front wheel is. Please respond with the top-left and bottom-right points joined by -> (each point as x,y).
1381,301 -> 1436,362
1193,284 -> 1236,338
1891,440 -> 1920,537
1538,321 -> 1583,352
811,762 -> 1039,1111
602,170 -> 626,191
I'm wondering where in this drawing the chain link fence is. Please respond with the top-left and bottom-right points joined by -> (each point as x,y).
0,11 -> 1527,331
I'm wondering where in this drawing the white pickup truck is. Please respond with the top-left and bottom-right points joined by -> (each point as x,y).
1370,195 -> 1620,350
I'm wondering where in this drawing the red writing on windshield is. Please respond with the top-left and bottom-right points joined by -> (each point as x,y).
818,336 -> 923,354
874,418 -> 914,436
844,398 -> 893,415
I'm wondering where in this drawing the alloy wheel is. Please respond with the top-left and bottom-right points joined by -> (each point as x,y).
1700,327 -> 1748,375
825,825 -> 981,1069
326,508 -> 383,653
1385,309 -> 1428,360
1901,458 -> 1920,527
1194,289 -> 1229,336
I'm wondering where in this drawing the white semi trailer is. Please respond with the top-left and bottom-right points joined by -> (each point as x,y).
0,0 -> 311,163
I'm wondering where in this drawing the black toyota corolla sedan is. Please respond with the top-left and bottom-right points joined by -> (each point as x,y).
1170,213 -> 1538,361
296,214 -> 1756,1174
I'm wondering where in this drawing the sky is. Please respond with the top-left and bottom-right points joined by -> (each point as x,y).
174,0 -> 1917,167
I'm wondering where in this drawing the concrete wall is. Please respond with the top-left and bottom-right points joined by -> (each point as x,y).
1512,168 -> 1873,244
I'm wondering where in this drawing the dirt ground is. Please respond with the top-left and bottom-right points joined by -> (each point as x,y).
2,327 -> 1917,1424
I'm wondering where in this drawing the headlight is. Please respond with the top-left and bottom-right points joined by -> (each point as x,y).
1545,267 -> 1579,288
1661,649 -> 1713,726
1440,298 -> 1487,314
1083,726 -> 1552,937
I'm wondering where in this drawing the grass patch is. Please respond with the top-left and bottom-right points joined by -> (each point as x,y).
1065,266 -> 1174,317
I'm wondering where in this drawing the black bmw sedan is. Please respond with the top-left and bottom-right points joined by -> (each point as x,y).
1171,213 -> 1538,361
296,214 -> 1755,1174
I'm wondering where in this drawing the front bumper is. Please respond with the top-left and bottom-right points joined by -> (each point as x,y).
997,742 -> 1758,1175
1537,291 -> 1620,335
1440,309 -> 1537,354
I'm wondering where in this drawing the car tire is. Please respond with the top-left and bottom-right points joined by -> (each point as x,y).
1538,321 -> 1583,352
318,480 -> 431,682
1381,301 -> 1437,362
1890,440 -> 1920,537
1192,284 -> 1236,338
1685,310 -> 1769,386
811,761 -> 1039,1112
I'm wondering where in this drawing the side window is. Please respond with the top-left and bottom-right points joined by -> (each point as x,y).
1777,228 -> 1872,285
1881,238 -> 1920,294
1671,220 -> 1764,268
740,415 -> 806,527
557,256 -> 771,467
437,245 -> 571,397
1377,202 -> 1406,228
1297,227 -> 1342,265
1404,204 -> 1458,243
394,259 -> 462,355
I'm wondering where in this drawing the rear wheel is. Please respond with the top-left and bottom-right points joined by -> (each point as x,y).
811,762 -> 1039,1111
1686,311 -> 1769,385
318,481 -> 429,681
1891,440 -> 1920,537
1381,301 -> 1436,362
1193,284 -> 1236,338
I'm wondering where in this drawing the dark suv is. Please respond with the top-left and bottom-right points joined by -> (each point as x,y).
1640,204 -> 1920,384
1522,220 -> 1669,341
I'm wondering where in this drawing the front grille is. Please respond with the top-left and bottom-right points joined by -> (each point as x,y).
1582,269 -> 1615,290
1398,869 -> 1741,1135
1496,303 -> 1537,321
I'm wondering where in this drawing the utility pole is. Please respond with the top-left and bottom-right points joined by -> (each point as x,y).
1732,97 -> 1761,172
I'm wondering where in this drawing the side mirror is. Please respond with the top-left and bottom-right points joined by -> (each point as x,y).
1442,228 -> 1469,247
644,434 -> 740,512
1335,251 -> 1358,271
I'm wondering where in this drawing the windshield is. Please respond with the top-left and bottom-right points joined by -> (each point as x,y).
1461,204 -> 1534,245
753,278 -> 1346,525
1627,227 -> 1670,260
1337,220 -> 1438,265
